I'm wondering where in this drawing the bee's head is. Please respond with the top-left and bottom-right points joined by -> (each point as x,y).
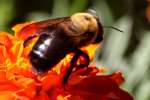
71,13 -> 103,44
71,13 -> 98,33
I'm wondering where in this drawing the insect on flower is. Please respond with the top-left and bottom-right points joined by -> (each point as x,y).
19,13 -> 103,84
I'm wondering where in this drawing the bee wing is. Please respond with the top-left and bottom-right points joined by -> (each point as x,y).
14,17 -> 70,40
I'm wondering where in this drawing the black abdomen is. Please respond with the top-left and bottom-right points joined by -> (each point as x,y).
29,33 -> 74,73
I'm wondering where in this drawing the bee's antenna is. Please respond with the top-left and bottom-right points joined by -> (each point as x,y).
87,0 -> 123,33
103,26 -> 124,33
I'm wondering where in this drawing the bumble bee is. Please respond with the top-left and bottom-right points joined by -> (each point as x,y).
18,13 -> 103,84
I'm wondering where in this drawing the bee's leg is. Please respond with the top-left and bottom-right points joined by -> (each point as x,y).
75,49 -> 90,69
23,35 -> 38,47
62,49 -> 90,84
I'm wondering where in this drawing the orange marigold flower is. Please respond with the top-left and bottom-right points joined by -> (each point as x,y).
0,23 -> 133,100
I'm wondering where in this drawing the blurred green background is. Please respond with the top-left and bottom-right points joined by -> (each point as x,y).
0,0 -> 150,99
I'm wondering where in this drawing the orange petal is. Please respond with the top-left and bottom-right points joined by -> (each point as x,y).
0,46 -> 7,64
12,22 -> 38,40
34,92 -> 49,100
0,32 -> 13,49
109,72 -> 125,85
0,70 -> 7,82
9,40 -> 24,62
68,66 -> 100,85
10,67 -> 36,79
41,72 -> 62,92
12,22 -> 34,35
0,81 -> 20,91
0,91 -> 16,100
68,75 -> 133,100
